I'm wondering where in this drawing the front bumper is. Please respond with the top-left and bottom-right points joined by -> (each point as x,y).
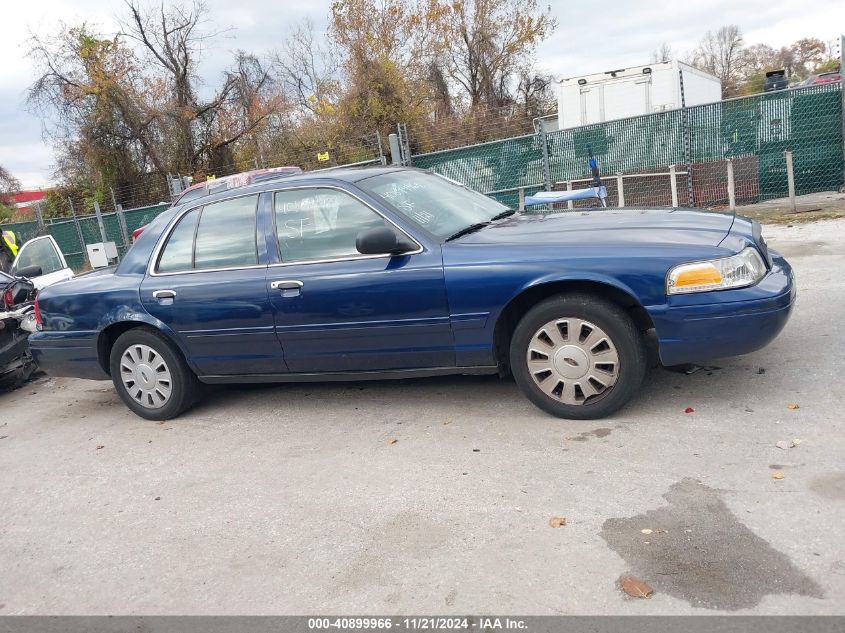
647,252 -> 796,367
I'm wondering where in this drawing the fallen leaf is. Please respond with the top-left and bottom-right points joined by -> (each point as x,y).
684,407 -> 694,414
442,420 -> 452,425
96,445 -> 104,450
772,471 -> 785,480
387,438 -> 398,445
787,403 -> 800,410
791,438 -> 802,446
640,528 -> 653,534
619,575 -> 653,598
548,516 -> 567,528
656,529 -> 669,534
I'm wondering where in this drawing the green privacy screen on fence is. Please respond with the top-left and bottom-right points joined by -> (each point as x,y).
2,203 -> 169,272
2,83 -> 842,270
414,83 -> 844,209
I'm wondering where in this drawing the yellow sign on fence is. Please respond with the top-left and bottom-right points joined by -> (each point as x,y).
317,152 -> 330,162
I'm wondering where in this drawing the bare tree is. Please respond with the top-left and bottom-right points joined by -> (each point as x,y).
0,166 -> 21,197
650,42 -> 673,63
428,60 -> 454,120
434,0 -> 557,109
516,71 -> 556,116
121,0 -> 220,171
275,19 -> 339,117
690,25 -> 747,97
199,52 -> 284,172
27,24 -> 167,184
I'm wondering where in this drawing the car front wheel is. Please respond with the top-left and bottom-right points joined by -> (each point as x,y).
109,327 -> 200,421
510,293 -> 647,420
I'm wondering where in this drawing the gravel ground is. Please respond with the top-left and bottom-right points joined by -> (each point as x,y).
0,219 -> 843,615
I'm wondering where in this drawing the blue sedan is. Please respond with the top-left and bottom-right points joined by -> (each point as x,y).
30,167 -> 795,421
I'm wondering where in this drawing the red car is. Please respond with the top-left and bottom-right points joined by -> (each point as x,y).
800,71 -> 841,86
131,166 -> 302,242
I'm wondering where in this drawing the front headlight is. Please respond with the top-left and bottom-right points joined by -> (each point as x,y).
667,247 -> 767,295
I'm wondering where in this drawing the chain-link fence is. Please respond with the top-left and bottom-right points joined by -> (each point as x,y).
5,83 -> 841,270
108,130 -> 387,210
411,82 -> 845,212
2,203 -> 169,271
2,128 -> 388,272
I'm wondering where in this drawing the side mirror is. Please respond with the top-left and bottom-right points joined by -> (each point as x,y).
356,226 -> 415,255
15,265 -> 43,279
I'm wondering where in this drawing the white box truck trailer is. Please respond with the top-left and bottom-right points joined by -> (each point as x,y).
556,60 -> 721,130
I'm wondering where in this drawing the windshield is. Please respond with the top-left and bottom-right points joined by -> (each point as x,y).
358,171 -> 509,239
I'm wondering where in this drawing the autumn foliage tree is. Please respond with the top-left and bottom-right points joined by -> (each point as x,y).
28,2 -> 286,208
688,26 -> 836,97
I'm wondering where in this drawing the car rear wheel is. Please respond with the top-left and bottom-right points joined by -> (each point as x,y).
510,293 -> 647,420
109,327 -> 200,421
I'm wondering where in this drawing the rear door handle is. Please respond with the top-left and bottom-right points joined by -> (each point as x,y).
270,280 -> 303,298
153,290 -> 177,299
270,280 -> 304,290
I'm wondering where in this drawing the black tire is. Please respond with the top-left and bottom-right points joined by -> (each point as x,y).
509,293 -> 647,420
109,327 -> 201,421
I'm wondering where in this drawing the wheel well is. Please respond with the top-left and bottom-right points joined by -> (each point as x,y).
492,280 -> 655,373
97,322 -> 156,376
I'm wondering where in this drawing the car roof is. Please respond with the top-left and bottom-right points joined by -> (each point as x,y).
169,165 -> 416,210
271,165 -> 409,185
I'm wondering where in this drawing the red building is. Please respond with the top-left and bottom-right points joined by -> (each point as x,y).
6,190 -> 46,214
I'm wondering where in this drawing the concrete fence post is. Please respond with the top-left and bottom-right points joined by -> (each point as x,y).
726,159 -> 736,211
669,164 -> 679,207
518,187 -> 525,211
784,149 -> 797,213
616,173 -> 625,207
565,181 -> 574,210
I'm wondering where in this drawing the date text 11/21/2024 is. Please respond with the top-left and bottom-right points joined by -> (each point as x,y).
307,617 -> 529,630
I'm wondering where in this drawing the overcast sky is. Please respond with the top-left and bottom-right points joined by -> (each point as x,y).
2,0 -> 843,188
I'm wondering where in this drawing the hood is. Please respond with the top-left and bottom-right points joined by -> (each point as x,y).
456,208 -> 735,248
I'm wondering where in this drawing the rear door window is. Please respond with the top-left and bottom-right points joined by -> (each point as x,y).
155,195 -> 259,273
193,196 -> 259,270
157,209 -> 200,273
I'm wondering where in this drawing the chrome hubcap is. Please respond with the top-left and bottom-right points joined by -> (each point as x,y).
120,344 -> 173,409
526,318 -> 619,405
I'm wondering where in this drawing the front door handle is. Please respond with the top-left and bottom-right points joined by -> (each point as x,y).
270,280 -> 304,290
